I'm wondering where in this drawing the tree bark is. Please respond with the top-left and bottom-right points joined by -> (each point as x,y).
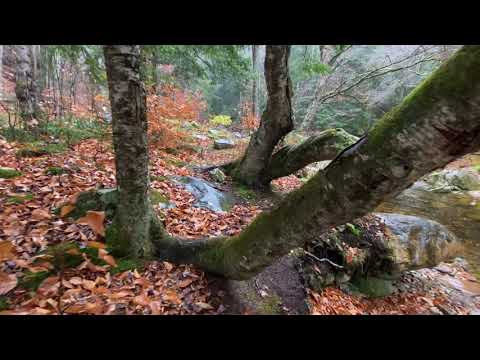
251,45 -> 258,117
101,45 -> 480,280
104,45 -> 154,258
265,128 -> 358,181
14,45 -> 41,130
0,45 -> 3,100
230,45 -> 294,188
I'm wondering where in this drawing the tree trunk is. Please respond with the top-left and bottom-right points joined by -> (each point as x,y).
251,45 -> 258,117
0,45 -> 3,100
230,45 -> 294,188
14,45 -> 41,131
99,45 -> 480,281
103,45 -> 154,258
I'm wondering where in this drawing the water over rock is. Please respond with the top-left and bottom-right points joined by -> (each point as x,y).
170,176 -> 235,212
213,139 -> 235,150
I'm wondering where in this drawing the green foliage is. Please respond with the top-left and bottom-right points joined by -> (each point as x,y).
0,296 -> 9,311
16,142 -> 67,158
0,168 -> 22,179
46,167 -> 65,176
6,193 -> 33,204
234,184 -> 257,201
0,127 -> 37,143
19,271 -> 52,292
301,61 -> 331,77
41,115 -> 109,146
210,115 -> 232,127
346,223 -> 361,237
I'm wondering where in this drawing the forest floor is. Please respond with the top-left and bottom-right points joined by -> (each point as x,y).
1,126 -> 480,315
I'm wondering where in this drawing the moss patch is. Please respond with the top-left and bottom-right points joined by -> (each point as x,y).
0,167 -> 22,179
6,193 -> 34,204
16,142 -> 67,158
150,190 -> 169,205
0,296 -> 10,311
46,166 -> 65,176
18,271 -> 52,292
234,184 -> 257,201
109,258 -> 146,275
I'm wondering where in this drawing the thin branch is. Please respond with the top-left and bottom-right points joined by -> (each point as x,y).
303,250 -> 344,269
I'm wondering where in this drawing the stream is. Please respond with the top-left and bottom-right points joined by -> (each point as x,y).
377,181 -> 480,279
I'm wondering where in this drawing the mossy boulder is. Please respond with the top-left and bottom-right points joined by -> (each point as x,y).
350,275 -> 396,298
423,168 -> 480,192
63,188 -> 118,220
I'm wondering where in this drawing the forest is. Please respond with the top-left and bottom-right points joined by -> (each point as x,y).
0,44 -> 479,315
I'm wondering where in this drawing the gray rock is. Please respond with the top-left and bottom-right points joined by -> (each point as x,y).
374,213 -> 462,272
170,176 -> 234,212
213,139 -> 235,150
209,168 -> 226,183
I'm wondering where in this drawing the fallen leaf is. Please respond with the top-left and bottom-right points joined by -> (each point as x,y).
195,302 -> 214,310
60,204 -> 75,218
87,241 -> 106,249
133,293 -> 151,306
77,211 -> 105,236
162,289 -> 182,305
0,241 -> 15,261
98,248 -> 117,267
163,262 -> 173,272
178,278 -> 194,288
32,208 -> 52,220
0,272 -> 18,295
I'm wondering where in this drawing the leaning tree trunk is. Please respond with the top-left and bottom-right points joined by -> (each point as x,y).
230,45 -> 294,188
99,45 -> 480,280
14,45 -> 41,131
104,45 -> 154,258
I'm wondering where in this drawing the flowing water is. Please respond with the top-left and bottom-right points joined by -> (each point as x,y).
377,182 -> 480,279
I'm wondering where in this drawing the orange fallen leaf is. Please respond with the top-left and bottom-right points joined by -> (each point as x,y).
60,204 -> 75,218
32,208 -> 52,220
133,293 -> 151,306
98,248 -> 116,267
0,272 -> 18,295
77,211 -> 105,236
87,241 -> 106,249
0,241 -> 15,261
178,278 -> 194,288
162,289 -> 182,305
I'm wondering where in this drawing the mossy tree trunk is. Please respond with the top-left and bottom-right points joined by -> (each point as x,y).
225,45 -> 358,188
15,45 -> 41,132
230,45 -> 294,188
104,45 -> 154,258
103,45 -> 480,280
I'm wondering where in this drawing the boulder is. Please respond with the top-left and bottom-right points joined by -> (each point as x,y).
374,213 -> 462,272
422,168 -> 480,193
209,168 -> 226,183
213,139 -> 235,150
